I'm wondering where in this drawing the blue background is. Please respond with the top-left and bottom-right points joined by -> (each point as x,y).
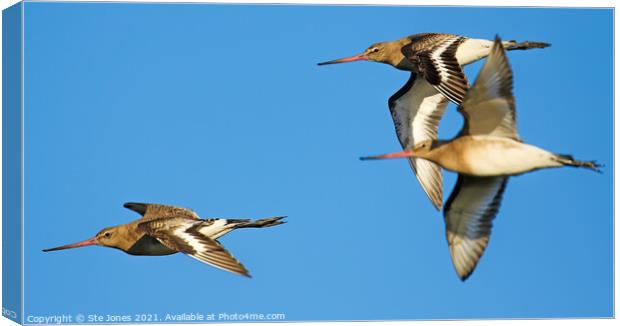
3,2 -> 23,323
22,2 -> 612,321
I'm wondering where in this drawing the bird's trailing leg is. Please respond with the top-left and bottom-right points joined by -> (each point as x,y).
505,40 -> 551,51
553,154 -> 603,173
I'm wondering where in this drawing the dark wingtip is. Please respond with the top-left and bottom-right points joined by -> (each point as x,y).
238,269 -> 252,278
456,265 -> 474,281
123,202 -> 148,215
459,272 -> 472,282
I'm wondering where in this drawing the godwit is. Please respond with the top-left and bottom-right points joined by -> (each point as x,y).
43,202 -> 286,277
319,33 -> 549,210
361,36 -> 599,281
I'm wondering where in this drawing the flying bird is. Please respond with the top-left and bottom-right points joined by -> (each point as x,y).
43,202 -> 286,277
361,36 -> 599,280
319,33 -> 550,210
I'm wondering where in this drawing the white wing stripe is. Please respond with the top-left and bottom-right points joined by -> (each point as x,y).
430,39 -> 456,82
422,36 -> 469,104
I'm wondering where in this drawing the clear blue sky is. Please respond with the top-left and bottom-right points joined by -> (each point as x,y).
23,2 -> 612,321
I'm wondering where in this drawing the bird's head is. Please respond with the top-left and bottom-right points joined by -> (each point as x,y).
317,40 -> 405,68
411,140 -> 435,157
93,226 -> 125,249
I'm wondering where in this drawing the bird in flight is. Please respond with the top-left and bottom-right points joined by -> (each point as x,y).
43,202 -> 286,277
319,33 -> 549,210
361,36 -> 599,280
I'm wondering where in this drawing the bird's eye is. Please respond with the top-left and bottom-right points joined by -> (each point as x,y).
372,47 -> 380,53
104,232 -> 111,238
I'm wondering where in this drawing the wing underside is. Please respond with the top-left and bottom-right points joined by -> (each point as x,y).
443,175 -> 508,280
389,73 -> 449,210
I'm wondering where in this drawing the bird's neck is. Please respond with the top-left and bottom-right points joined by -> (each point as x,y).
394,37 -> 424,70
377,40 -> 411,70
111,224 -> 143,252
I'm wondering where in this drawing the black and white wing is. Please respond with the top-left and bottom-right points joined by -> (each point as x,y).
458,36 -> 519,140
138,218 -> 250,277
443,175 -> 508,281
405,35 -> 469,105
389,73 -> 448,210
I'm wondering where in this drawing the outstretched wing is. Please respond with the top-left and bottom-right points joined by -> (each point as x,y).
389,73 -> 448,210
138,218 -> 250,277
443,175 -> 508,281
458,36 -> 519,140
124,202 -> 200,221
405,35 -> 469,105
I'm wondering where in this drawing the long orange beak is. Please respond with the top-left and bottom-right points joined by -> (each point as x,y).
317,53 -> 368,65
42,237 -> 98,252
360,149 -> 414,161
